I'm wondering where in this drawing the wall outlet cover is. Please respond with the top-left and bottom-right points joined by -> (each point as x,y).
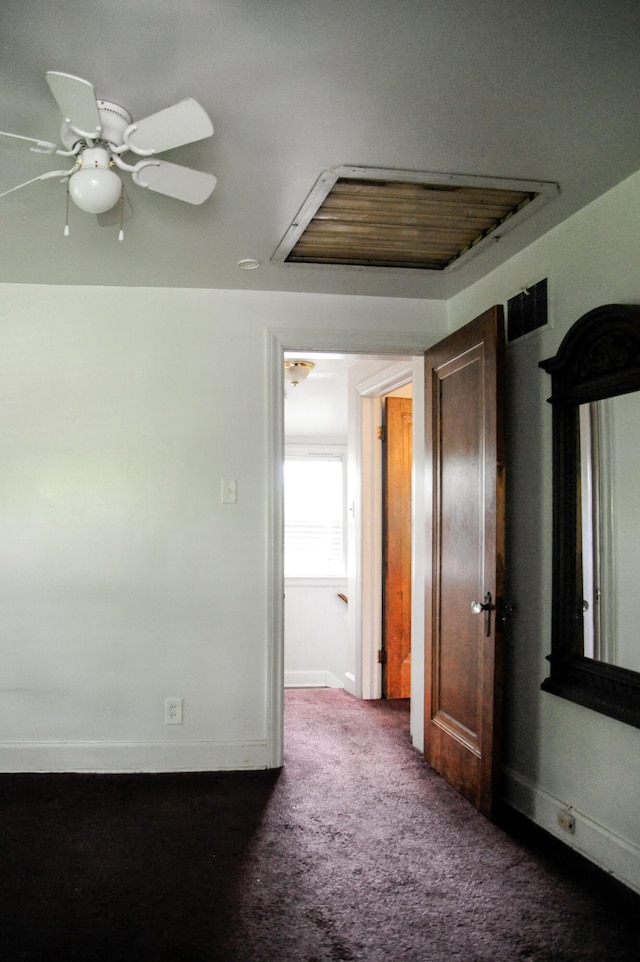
165,697 -> 183,724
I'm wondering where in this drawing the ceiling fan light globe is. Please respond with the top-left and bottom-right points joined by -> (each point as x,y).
69,160 -> 122,214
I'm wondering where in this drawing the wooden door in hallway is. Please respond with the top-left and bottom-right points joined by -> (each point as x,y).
424,306 -> 505,819
382,396 -> 412,698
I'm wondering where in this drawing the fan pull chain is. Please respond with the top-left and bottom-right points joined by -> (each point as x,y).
118,188 -> 124,242
64,180 -> 70,237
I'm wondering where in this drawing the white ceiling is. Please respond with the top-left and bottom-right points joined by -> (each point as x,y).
284,354 -> 413,440
284,356 -> 353,440
1,0 -> 639,299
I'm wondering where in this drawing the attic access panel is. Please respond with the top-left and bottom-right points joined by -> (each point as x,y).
272,167 -> 559,273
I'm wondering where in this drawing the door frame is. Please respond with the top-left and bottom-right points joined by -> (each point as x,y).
266,329 -> 434,769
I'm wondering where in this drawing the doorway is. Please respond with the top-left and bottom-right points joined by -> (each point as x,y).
269,309 -> 505,819
269,332 -> 428,769
282,352 -> 414,700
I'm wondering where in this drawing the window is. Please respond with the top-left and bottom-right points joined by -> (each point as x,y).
284,449 -> 346,578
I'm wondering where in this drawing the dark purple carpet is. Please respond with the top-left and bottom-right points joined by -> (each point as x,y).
1,688 -> 638,961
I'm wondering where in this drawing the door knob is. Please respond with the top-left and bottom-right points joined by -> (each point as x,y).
471,598 -> 492,614
471,592 -> 494,635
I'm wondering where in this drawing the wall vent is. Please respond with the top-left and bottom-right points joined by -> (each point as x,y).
507,278 -> 548,342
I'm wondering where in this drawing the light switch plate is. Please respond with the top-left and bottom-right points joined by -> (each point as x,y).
221,479 -> 237,503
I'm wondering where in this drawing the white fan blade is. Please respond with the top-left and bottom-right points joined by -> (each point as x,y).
46,71 -> 102,139
0,130 -> 58,153
97,191 -> 134,226
132,160 -> 216,205
0,167 -> 75,201
124,98 -> 213,155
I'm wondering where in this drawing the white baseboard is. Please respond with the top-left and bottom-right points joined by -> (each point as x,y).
0,739 -> 270,773
503,767 -> 640,896
343,671 -> 357,696
284,670 -> 343,689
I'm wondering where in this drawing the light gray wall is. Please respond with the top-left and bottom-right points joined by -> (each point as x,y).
447,169 -> 640,894
284,580 -> 348,689
0,286 -> 443,772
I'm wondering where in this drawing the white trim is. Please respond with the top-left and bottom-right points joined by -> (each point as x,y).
0,740 -> 269,773
356,361 -> 420,701
359,395 -> 384,699
358,360 -> 413,397
408,356 -> 426,751
285,442 -> 347,457
503,766 -> 640,896
267,328 -> 438,769
284,670 -> 343,689
266,331 -> 285,769
596,398 -> 618,664
269,327 -> 441,357
285,435 -> 347,447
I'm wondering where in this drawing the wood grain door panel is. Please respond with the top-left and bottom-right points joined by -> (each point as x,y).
424,306 -> 505,818
383,396 -> 413,699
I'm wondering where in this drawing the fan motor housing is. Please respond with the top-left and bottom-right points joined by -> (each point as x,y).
60,100 -> 132,150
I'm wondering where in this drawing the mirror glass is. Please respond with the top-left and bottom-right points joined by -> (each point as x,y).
579,395 -> 640,672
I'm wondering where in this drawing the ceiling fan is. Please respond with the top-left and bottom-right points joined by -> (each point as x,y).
0,71 -> 216,236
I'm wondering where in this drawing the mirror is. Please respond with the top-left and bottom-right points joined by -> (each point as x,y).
539,303 -> 640,729
579,396 -> 640,672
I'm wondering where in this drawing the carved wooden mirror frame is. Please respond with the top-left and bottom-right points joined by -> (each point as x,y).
540,303 -> 640,729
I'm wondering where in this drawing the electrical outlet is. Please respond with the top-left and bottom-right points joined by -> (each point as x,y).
557,809 -> 575,834
165,697 -> 183,725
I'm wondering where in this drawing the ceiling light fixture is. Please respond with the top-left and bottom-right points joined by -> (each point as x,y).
237,258 -> 261,270
0,70 -> 217,241
68,147 -> 122,213
284,360 -> 315,387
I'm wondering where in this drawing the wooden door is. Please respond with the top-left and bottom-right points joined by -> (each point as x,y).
424,306 -> 505,818
382,396 -> 413,698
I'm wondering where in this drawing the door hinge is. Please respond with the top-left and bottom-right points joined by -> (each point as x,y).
377,425 -> 385,441
377,648 -> 387,664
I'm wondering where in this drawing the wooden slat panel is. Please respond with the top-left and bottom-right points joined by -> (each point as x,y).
313,210 -> 526,231
298,222 -> 482,244
314,209 -> 510,230
286,177 -> 537,270
290,247 -> 466,262
330,179 -> 532,208
288,256 -> 448,269
291,238 -> 465,256
320,199 -> 531,219
290,237 -> 475,263
299,222 -> 505,247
